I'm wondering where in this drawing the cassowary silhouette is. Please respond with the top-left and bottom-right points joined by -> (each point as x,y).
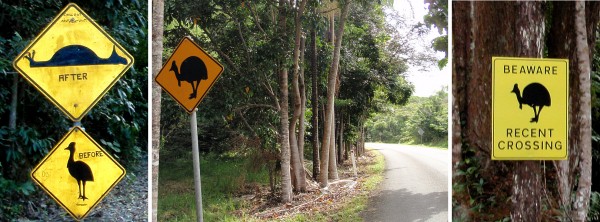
169,56 -> 208,99
511,83 -> 551,123
24,45 -> 127,67
65,142 -> 94,201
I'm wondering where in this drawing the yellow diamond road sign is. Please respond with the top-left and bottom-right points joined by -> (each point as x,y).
155,36 -> 224,113
492,57 -> 569,160
13,3 -> 133,121
31,126 -> 125,220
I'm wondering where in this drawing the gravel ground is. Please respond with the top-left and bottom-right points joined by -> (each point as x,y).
16,155 -> 148,222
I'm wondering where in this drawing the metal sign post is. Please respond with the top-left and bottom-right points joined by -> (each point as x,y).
190,109 -> 203,222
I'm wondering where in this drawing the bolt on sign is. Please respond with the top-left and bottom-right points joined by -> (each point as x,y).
12,3 -> 133,121
30,126 -> 125,220
155,36 -> 224,112
492,57 -> 569,160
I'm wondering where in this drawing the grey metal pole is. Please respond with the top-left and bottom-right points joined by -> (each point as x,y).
190,109 -> 203,222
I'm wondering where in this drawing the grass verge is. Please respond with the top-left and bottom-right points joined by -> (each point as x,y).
158,152 -> 268,221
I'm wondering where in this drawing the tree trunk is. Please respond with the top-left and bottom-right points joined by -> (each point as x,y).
572,2 -> 592,220
279,68 -> 292,203
151,0 -> 164,220
298,36 -> 307,183
310,26 -> 320,181
328,115 -> 338,180
318,0 -> 350,188
338,113 -> 344,164
278,0 -> 292,203
289,0 -> 307,192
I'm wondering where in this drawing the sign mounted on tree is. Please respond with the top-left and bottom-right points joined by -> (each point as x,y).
155,36 -> 224,113
492,57 -> 568,160
30,126 -> 125,220
12,3 -> 134,121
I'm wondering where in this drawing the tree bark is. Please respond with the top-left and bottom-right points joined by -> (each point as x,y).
511,2 -> 545,221
298,36 -> 307,181
328,116 -> 338,180
319,0 -> 350,188
454,2 -> 544,220
338,113 -> 344,164
310,26 -> 320,181
151,0 -> 164,220
278,0 -> 292,203
451,0 -> 470,181
279,68 -> 292,203
289,0 -> 307,192
572,2 -> 592,220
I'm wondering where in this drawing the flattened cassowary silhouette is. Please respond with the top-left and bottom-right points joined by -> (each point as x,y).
24,45 -> 127,67
65,142 -> 94,201
169,56 -> 208,99
511,83 -> 551,123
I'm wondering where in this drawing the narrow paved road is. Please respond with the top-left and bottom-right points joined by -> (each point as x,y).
362,143 -> 448,222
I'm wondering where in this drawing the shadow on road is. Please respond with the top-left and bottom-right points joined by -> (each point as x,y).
361,188 -> 448,222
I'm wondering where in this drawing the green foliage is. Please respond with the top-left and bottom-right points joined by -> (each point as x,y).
366,88 -> 448,145
0,1 -> 147,219
423,0 -> 448,69
592,29 -> 600,193
589,192 -> 600,221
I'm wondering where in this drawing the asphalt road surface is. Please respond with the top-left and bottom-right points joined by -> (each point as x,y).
361,143 -> 448,222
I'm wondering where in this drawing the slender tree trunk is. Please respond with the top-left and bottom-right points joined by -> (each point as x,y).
289,0 -> 307,192
338,113 -> 344,164
151,0 -> 164,220
310,26 -> 320,180
279,68 -> 292,203
328,116 -> 338,180
278,0 -> 292,203
319,0 -> 350,188
572,2 -> 592,220
298,36 -> 307,186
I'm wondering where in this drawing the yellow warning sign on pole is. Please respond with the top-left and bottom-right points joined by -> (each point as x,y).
30,126 -> 125,220
155,36 -> 224,113
12,3 -> 134,121
492,57 -> 569,160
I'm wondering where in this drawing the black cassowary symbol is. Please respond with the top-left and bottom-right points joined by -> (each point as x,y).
169,56 -> 208,99
64,142 -> 94,201
23,45 -> 127,67
511,83 -> 551,123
